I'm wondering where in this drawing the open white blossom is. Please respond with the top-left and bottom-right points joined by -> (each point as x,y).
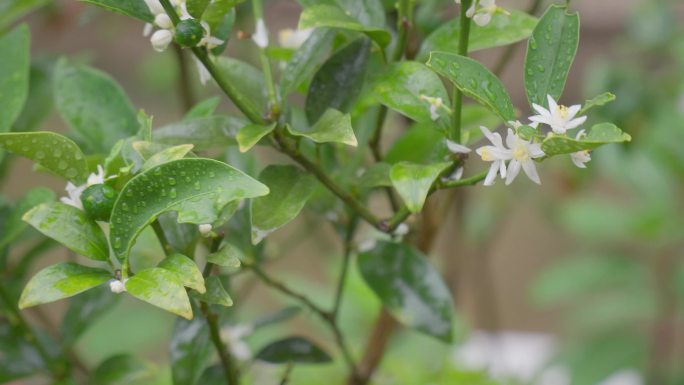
278,28 -> 313,49
61,165 -> 107,210
198,21 -> 224,49
529,95 -> 587,135
220,324 -> 254,360
475,126 -> 510,186
108,279 -> 127,294
505,128 -> 545,185
252,19 -> 269,48
570,129 -> 591,168
419,94 -> 450,121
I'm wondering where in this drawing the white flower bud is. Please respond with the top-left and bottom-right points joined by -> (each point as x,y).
199,223 -> 213,236
393,223 -> 410,236
155,14 -> 173,29
143,0 -> 165,15
151,29 -> 173,52
109,279 -> 126,294
252,19 -> 269,49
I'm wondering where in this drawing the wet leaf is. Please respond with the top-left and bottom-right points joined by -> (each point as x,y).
287,108 -> 357,146
141,144 -> 194,171
79,0 -> 153,22
298,4 -> 390,47
541,123 -> 631,156
153,116 -> 246,150
191,276 -> 233,306
125,267 -> 193,319
19,263 -> 111,309
159,253 -> 206,293
92,354 -> 156,385
170,310 -> 212,385
0,24 -> 30,131
236,123 -> 276,153
255,336 -> 332,364
390,161 -> 451,213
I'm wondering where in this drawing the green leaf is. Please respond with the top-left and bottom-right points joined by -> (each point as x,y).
0,322 -> 50,381
280,29 -> 335,95
215,57 -> 266,116
384,123 -> 450,164
287,109 -> 358,146
175,196 -> 238,226
18,263 -> 111,309
390,161 -> 451,213
0,0 -> 49,31
541,123 -> 631,156
0,132 -> 89,183
125,268 -> 193,319
426,52 -> 515,122
54,60 -> 139,153
209,9 -> 235,56
110,158 -> 269,261
236,123 -> 276,153
201,0 -> 240,35
153,116 -> 246,150
12,58 -> 56,133
206,243 -> 243,267
158,253 -> 205,293
580,92 -> 616,115
417,11 -> 538,60
524,4 -> 580,107
371,61 -> 450,129
184,97 -> 221,120
298,4 -> 390,47
141,144 -> 194,171
191,276 -> 233,306
92,354 -> 155,385
170,311 -> 212,385
305,37 -> 371,123
79,0 -> 153,22
0,187 -> 54,248
0,24 -> 30,132
250,165 -> 316,244
23,203 -> 110,261
357,241 -> 454,342
255,336 -> 332,364
61,285 -> 120,347
358,162 -> 392,189
187,0 -> 211,18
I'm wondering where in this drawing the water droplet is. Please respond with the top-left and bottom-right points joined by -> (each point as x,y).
169,188 -> 177,199
113,237 -> 122,249
53,149 -> 62,157
74,152 -> 83,160
66,168 -> 77,179
122,202 -> 130,212
194,181 -> 201,190
35,151 -> 45,160
529,38 -> 538,50
168,177 -> 177,186
58,160 -> 68,170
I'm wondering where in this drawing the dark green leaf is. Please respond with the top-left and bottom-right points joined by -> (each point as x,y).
12,58 -> 56,133
170,311 -> 212,385
125,268 -> 192,319
153,116 -> 246,150
298,4 -> 390,47
0,24 -> 30,132
541,123 -> 631,156
384,123 -> 449,164
280,29 -> 335,95
255,336 -> 332,364
0,322 -> 48,381
236,123 -> 276,153
215,57 -> 266,116
0,188 -> 54,248
357,241 -> 454,342
390,161 -> 451,213
92,354 -> 155,385
19,263 -> 111,309
79,0 -> 153,22
191,276 -> 233,306
209,9 -> 235,56
287,108 -> 358,146
358,162 -> 392,189
61,285 -> 120,347
158,253 -> 205,293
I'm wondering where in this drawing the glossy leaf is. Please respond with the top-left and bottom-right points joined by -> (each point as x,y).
61,285 -> 120,347
524,4 -> 580,107
170,311 -> 212,385
390,162 -> 451,213
288,109 -> 358,146
427,52 -> 515,122
206,243 -> 243,267
541,123 -> 631,156
175,196 -> 238,226
0,187 -> 54,248
159,253 -> 206,293
18,263 -> 111,309
80,0 -> 153,22
418,11 -> 538,60
236,123 -> 276,153
305,37 -> 371,123
215,57 -> 266,115
192,276 -> 233,306
298,4 -> 390,47
371,61 -> 450,129
23,202 -> 110,261
280,29 -> 335,95
0,24 -> 30,131
184,97 -> 220,120
125,268 -> 193,319
357,241 -> 454,342
92,354 -> 155,385
580,92 -> 616,115
54,60 -> 139,153
110,158 -> 269,261
250,165 -> 316,244
153,116 -> 245,150
255,336 -> 332,364
141,144 -> 194,171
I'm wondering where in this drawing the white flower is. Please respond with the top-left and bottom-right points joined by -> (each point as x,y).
278,28 -> 313,49
198,21 -> 224,50
61,165 -> 107,210
198,223 -> 212,236
446,139 -> 472,154
220,324 -> 254,360
252,19 -> 269,48
151,29 -> 173,52
597,369 -> 643,385
504,128 -> 545,185
529,95 -> 587,135
419,94 -> 450,121
108,279 -> 126,294
475,126 -> 511,186
442,166 -> 464,183
143,23 -> 154,37
570,129 -> 591,168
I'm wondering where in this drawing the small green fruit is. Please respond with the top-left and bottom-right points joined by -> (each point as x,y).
82,184 -> 118,222
174,19 -> 204,47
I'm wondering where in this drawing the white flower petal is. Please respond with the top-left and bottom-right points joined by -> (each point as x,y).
564,116 -> 587,130
252,19 -> 269,48
521,159 -> 541,184
151,29 -> 173,52
473,12 -> 492,26
505,160 -> 521,185
446,139 -> 472,154
483,162 -> 499,186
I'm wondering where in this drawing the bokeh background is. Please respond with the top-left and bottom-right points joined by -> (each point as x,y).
2,0 -> 684,384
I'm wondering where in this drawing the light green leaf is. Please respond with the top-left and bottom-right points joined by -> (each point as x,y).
215,57 -> 266,116
305,37 -> 371,123
170,310 -> 213,385
390,161 -> 451,213
54,60 -> 139,153
0,187 -> 54,248
357,241 -> 455,342
141,144 -> 194,171
251,165 -> 315,244
0,24 -> 30,132
524,4 -> 580,107
580,92 -> 616,115
61,285 -> 119,347
19,263 -> 111,309
153,116 -> 246,150
427,52 -> 515,122
541,123 -> 631,156
288,109 -> 357,146
126,267 -> 193,319
417,11 -> 538,60
371,61 -> 450,129
358,162 -> 392,189
184,97 -> 221,120
23,202 -> 110,261
79,0 -> 153,22
236,123 -> 276,153
175,197 -> 238,226
298,4 -> 390,47
255,337 -> 332,364
280,29 -> 335,95
206,243 -> 243,267
110,158 -> 269,261
191,276 -> 233,306
0,0 -> 49,31
92,354 -> 156,385
385,123 -> 450,165
202,3 -> 237,55
159,253 -> 206,294
0,132 -> 89,183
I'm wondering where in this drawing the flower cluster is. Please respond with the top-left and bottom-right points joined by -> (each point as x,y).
61,165 -> 107,210
456,0 -> 507,27
143,0 -> 223,52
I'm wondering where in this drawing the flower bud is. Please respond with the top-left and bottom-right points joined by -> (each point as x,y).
151,29 -> 173,52
109,279 -> 126,294
199,223 -> 213,236
155,14 -> 173,29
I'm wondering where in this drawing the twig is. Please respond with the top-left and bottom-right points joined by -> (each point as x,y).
173,44 -> 195,111
332,217 -> 359,319
450,0 -> 473,143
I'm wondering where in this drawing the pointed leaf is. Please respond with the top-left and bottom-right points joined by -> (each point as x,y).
250,165 -> 316,244
61,285 -> 120,347
170,310 -> 212,385
427,52 -> 515,122
141,144 -> 194,171
110,158 -> 269,261
125,268 -> 193,319
580,92 -> 616,115
390,162 -> 451,213
159,253 -> 205,293
184,97 -> 221,120
357,241 -> 454,342
206,243 -> 243,267
255,336 -> 332,364
236,123 -> 276,153
524,4 -> 580,107
19,263 -> 111,309
92,354 -> 155,385
298,4 -> 390,47
215,57 -> 266,115
23,202 -> 110,261
0,187 -> 54,248
287,109 -> 357,146
191,276 -> 233,306
541,123 -> 631,156
79,0 -> 153,22
153,116 -> 246,150
0,24 -> 30,131
0,132 -> 89,183
280,29 -> 335,95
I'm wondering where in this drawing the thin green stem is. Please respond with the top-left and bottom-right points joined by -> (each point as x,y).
332,217 -> 358,319
451,0 -> 473,142
173,44 -> 195,111
252,0 -> 279,117
151,220 -> 172,257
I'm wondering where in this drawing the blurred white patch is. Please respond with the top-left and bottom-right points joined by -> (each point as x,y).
598,369 -> 644,385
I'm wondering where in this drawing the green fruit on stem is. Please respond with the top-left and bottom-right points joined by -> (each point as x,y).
82,184 -> 118,222
174,19 -> 204,47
